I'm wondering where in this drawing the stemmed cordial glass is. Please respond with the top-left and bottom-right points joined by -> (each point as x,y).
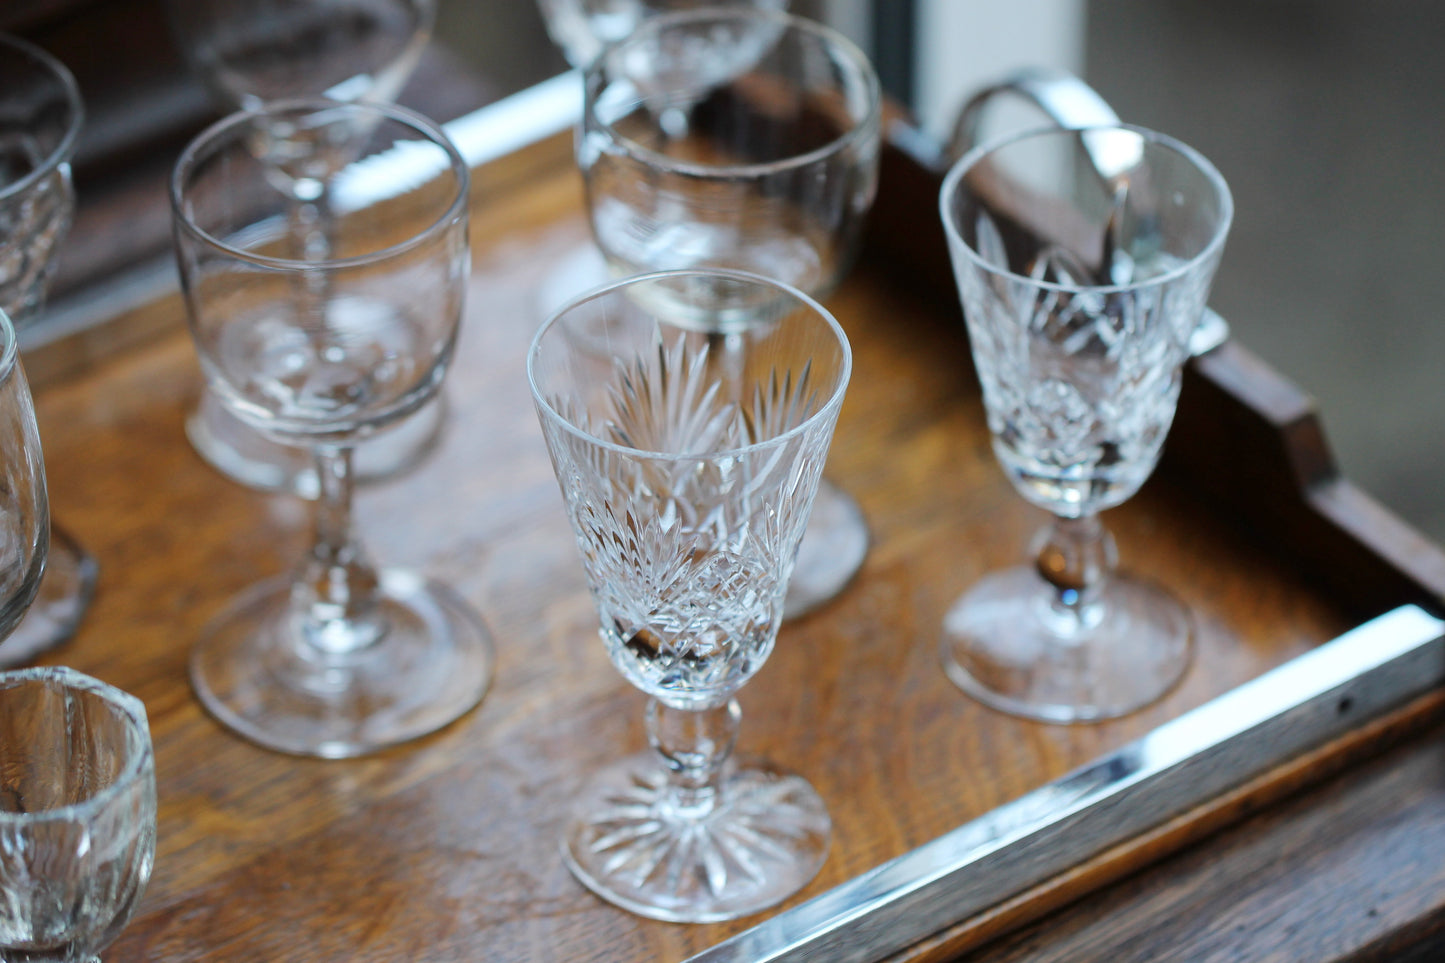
0,308 -> 49,646
0,33 -> 96,666
0,667 -> 156,962
166,0 -> 444,497
531,269 -> 850,922
580,7 -> 880,619
937,124 -> 1233,722
170,99 -> 494,758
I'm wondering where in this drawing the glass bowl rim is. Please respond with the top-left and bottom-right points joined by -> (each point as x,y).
0,666 -> 153,825
583,7 -> 883,181
168,98 -> 470,273
0,32 -> 85,206
938,121 -> 1235,297
527,267 -> 852,462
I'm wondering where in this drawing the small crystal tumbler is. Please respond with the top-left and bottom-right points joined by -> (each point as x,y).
0,667 -> 156,962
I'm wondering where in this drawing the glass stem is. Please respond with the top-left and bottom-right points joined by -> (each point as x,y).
645,698 -> 740,817
293,445 -> 383,656
1034,514 -> 1117,631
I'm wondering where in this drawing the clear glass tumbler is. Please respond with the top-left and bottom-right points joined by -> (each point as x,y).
530,269 -> 850,921
938,124 -> 1233,722
0,667 -> 156,962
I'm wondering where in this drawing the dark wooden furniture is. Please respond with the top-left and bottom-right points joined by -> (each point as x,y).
18,100 -> 1445,961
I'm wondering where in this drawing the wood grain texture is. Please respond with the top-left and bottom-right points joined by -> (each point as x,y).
15,127 -> 1440,962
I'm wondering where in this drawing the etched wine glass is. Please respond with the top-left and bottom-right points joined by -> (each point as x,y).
530,269 -> 850,921
0,33 -> 96,666
579,7 -> 880,619
0,666 -> 156,962
170,99 -> 494,757
0,308 -> 49,646
165,0 -> 443,497
937,124 -> 1233,722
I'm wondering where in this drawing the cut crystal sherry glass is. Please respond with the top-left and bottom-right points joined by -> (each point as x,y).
0,667 -> 156,963
530,269 -> 850,921
937,124 -> 1233,722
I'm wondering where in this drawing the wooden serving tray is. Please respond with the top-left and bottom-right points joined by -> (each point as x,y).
19,84 -> 1445,961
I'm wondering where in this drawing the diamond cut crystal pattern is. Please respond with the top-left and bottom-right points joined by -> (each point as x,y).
0,166 -> 74,325
938,123 -> 1232,721
961,211 -> 1217,517
543,330 -> 834,709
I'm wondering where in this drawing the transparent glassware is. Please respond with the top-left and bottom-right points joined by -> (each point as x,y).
530,0 -> 793,355
536,0 -> 789,70
937,124 -> 1233,722
578,7 -> 880,618
0,33 -> 98,667
0,309 -> 49,645
0,666 -> 156,963
164,0 -> 445,498
530,269 -> 850,921
166,0 -> 436,111
170,100 -> 494,757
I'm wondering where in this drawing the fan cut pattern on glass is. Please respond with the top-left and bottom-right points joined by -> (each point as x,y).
965,211 -> 1219,516
542,330 -> 831,709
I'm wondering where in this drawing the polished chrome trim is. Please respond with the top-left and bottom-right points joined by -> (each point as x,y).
690,605 -> 1445,963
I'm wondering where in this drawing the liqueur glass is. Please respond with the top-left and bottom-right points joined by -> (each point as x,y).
0,667 -> 156,963
170,100 -> 493,757
0,309 -> 49,645
166,0 -> 444,497
0,33 -> 97,666
580,7 -> 880,618
938,124 -> 1233,722
530,269 -> 850,921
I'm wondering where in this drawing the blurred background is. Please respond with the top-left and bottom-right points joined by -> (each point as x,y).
6,0 -> 1443,543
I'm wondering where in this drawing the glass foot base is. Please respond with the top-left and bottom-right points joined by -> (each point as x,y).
562,753 -> 831,922
941,566 -> 1194,723
785,478 -> 868,620
190,570 -> 495,758
0,524 -> 98,667
186,390 -> 446,498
